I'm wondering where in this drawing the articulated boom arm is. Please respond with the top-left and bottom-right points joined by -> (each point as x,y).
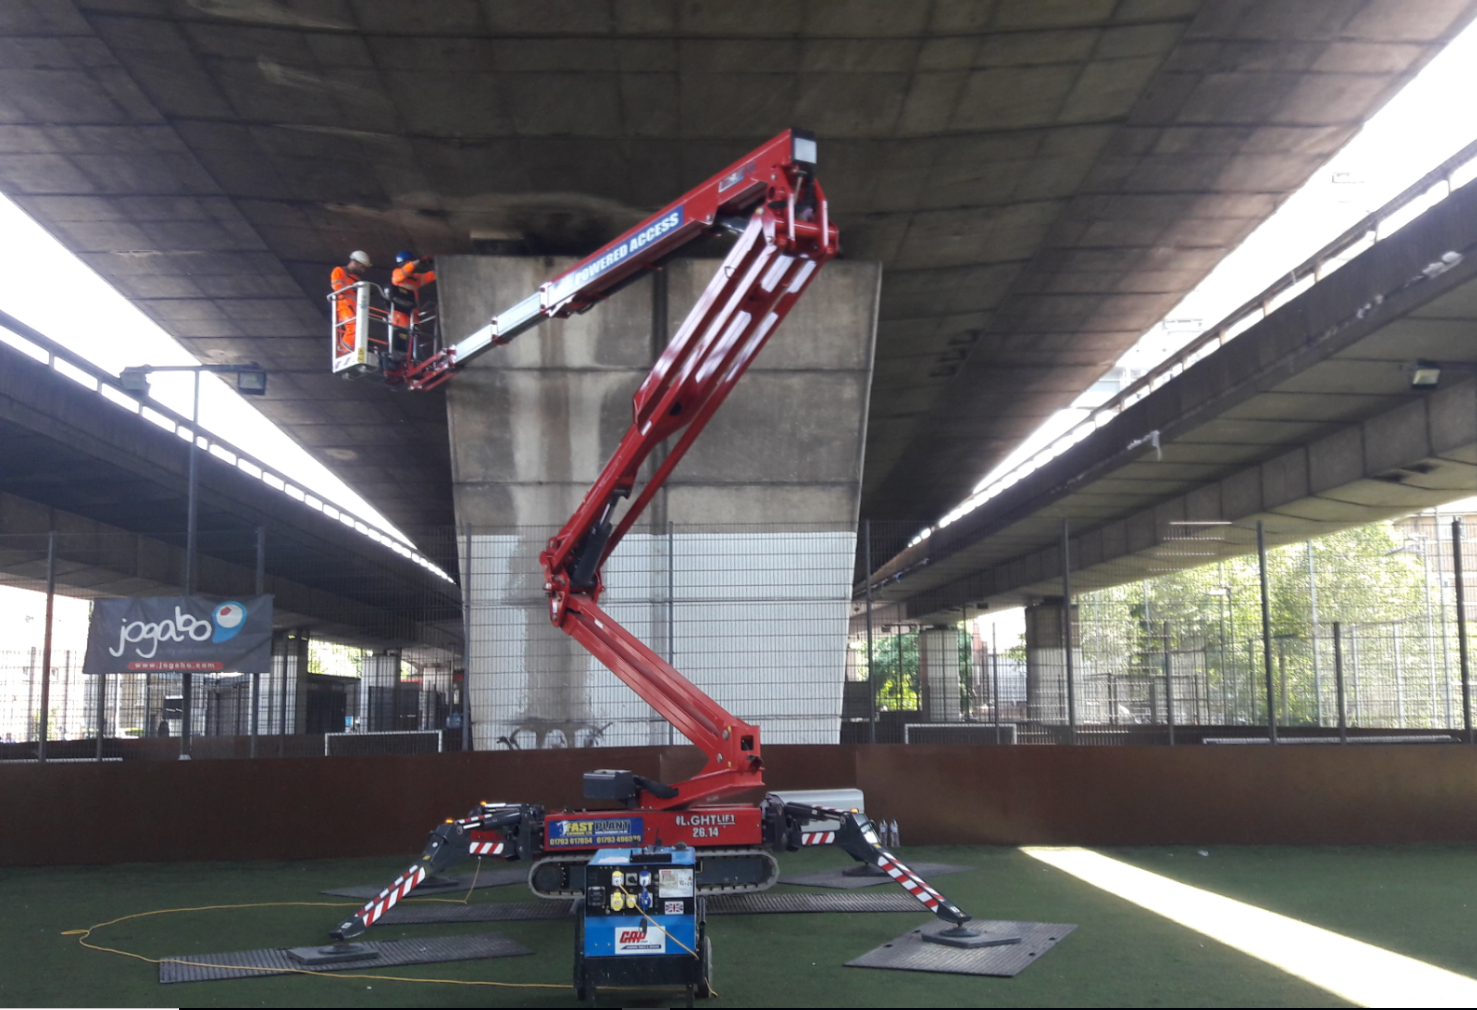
413,130 -> 837,809
545,133 -> 838,807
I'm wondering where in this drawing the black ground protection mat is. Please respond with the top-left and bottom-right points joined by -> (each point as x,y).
779,862 -> 974,889
158,932 -> 531,984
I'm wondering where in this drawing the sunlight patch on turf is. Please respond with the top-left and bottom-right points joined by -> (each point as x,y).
1021,846 -> 1477,1009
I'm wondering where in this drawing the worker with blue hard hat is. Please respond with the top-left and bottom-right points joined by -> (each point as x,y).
388,250 -> 436,360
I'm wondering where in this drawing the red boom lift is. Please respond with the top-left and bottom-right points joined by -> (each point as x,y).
330,129 -> 983,946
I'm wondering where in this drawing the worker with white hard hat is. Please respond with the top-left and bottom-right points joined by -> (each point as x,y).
331,251 -> 373,359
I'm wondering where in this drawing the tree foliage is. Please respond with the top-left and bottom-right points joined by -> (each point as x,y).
1075,522 -> 1437,727
855,521 -> 1444,727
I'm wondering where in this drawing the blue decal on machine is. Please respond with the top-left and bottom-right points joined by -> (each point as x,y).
545,208 -> 684,305
546,816 -> 644,848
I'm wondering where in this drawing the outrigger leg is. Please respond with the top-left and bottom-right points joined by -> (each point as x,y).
331,802 -> 530,940
777,801 -> 1019,948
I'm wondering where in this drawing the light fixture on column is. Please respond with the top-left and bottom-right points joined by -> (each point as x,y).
1410,361 -> 1443,389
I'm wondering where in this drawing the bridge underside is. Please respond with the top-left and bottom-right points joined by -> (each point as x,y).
0,320 -> 460,651
2,2 -> 1473,538
872,168 -> 1477,623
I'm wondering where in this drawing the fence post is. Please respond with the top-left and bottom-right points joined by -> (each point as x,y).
1257,520 -> 1278,744
277,631 -> 288,757
668,519 -> 676,747
251,526 -> 264,758
95,671 -> 106,762
1307,541 -> 1322,725
461,529 -> 473,753
1454,518 -> 1473,744
1162,621 -> 1174,746
1333,621 -> 1347,744
991,622 -> 1002,744
38,530 -> 55,763
1062,518 -> 1076,744
865,518 -> 876,745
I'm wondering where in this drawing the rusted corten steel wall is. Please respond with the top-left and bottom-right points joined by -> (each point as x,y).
4,744 -> 1477,866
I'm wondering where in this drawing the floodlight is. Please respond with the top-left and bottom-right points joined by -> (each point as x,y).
1410,361 -> 1442,389
235,365 -> 267,395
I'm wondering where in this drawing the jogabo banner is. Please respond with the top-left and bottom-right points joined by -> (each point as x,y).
83,595 -> 273,675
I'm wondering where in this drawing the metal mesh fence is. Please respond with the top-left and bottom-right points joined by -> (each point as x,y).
849,512 -> 1477,746
0,528 -> 463,760
7,510 -> 1477,759
461,523 -> 856,752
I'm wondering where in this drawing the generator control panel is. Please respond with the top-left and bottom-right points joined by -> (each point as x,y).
582,845 -> 698,958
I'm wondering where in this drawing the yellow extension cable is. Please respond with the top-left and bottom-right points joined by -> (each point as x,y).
610,881 -> 718,996
63,858 -> 715,995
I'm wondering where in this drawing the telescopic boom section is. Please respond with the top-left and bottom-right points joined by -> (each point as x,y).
402,129 -> 826,391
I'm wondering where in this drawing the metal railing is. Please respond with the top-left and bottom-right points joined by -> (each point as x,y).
0,308 -> 448,580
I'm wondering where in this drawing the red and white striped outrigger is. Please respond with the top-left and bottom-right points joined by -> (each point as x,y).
335,797 -> 983,942
350,863 -> 426,932
334,802 -> 524,941
773,801 -> 973,927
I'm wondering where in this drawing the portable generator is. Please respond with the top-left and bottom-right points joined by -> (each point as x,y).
575,844 -> 711,1006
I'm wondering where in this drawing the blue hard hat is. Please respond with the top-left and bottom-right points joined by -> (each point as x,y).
395,250 -> 416,264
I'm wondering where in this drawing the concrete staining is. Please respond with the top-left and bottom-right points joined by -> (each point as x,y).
442,257 -> 878,528
441,256 -> 878,748
3,2 -> 1472,539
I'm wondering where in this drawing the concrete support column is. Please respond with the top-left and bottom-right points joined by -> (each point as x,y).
1025,599 -> 1078,725
359,652 -> 401,732
440,255 -> 879,751
919,627 -> 961,723
419,661 -> 453,731
269,630 -> 309,736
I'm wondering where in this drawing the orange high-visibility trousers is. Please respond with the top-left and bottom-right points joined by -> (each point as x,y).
331,266 -> 359,356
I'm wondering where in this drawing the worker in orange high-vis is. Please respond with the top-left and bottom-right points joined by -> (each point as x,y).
331,250 -> 372,359
388,250 -> 436,361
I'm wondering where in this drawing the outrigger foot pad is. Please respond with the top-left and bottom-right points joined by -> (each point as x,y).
286,943 -> 381,965
921,926 -> 1021,949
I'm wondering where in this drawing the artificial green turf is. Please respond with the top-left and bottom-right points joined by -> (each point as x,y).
1104,843 -> 1477,979
0,846 -> 1352,1008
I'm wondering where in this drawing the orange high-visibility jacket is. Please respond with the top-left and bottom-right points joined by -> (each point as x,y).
391,260 -> 435,293
389,261 -> 435,330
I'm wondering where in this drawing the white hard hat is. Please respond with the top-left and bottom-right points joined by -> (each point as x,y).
349,250 -> 372,267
